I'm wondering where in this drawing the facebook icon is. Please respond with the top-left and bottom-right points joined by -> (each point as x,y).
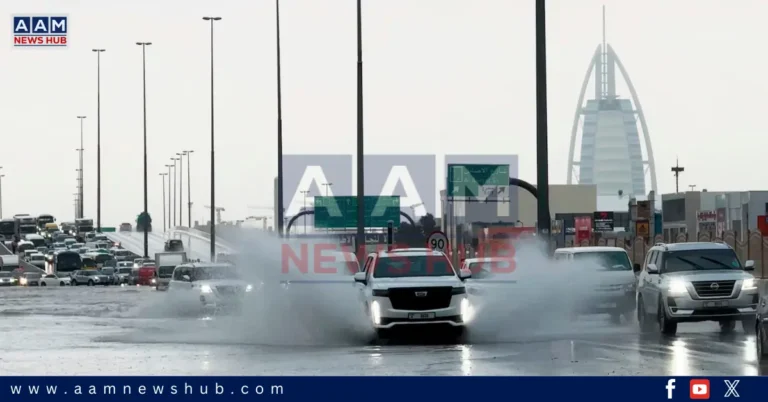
666,379 -> 676,399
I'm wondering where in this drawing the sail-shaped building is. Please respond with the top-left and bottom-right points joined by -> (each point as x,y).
566,7 -> 657,211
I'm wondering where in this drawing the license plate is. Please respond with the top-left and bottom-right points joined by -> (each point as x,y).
598,303 -> 617,309
705,301 -> 728,307
408,312 -> 435,320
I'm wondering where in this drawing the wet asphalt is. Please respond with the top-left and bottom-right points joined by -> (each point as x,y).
0,286 -> 766,376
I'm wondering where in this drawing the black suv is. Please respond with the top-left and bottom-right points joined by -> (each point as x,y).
164,239 -> 184,252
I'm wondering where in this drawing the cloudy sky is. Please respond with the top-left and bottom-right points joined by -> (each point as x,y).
0,0 -> 765,226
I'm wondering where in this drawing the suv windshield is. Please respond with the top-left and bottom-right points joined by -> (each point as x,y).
663,249 -> 742,273
192,266 -> 239,281
573,251 -> 632,271
374,255 -> 456,278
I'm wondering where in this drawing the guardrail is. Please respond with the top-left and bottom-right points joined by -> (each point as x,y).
167,227 -> 236,253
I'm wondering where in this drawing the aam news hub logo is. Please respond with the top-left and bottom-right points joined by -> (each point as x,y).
12,15 -> 68,47
283,154 -> 519,221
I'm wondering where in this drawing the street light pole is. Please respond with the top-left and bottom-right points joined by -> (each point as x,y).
170,157 -> 178,227
185,150 -> 194,227
300,190 -> 309,234
92,48 -> 105,232
165,164 -> 173,230
535,0 -> 551,240
177,152 -> 184,226
136,41 -> 152,258
77,116 -> 86,219
159,172 -> 168,231
275,0 -> 285,236
355,0 -> 366,257
203,16 -> 221,260
0,172 -> 4,219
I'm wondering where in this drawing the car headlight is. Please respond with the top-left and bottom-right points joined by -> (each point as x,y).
151,278 -> 157,284
742,278 -> 757,291
200,284 -> 213,294
245,284 -> 253,292
370,301 -> 381,325
460,297 -> 473,323
668,279 -> 688,295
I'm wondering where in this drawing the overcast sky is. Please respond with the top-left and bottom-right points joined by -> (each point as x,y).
1,0 -> 766,226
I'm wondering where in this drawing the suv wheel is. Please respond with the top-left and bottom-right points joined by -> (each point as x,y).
658,299 -> 677,335
719,319 -> 736,333
758,323 -> 768,361
71,280 -> 77,286
741,318 -> 755,334
637,297 -> 654,333
88,280 -> 94,286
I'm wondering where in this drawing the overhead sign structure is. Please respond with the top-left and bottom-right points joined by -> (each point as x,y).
426,230 -> 449,253
446,164 -> 509,201
593,211 -> 614,232
313,196 -> 400,229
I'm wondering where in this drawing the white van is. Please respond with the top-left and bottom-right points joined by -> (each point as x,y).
553,246 -> 638,324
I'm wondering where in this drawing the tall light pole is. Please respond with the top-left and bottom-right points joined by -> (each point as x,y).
171,156 -> 178,227
203,16 -> 221,260
184,150 -> 194,227
0,171 -> 5,219
159,172 -> 168,231
275,0 -> 285,236
355,0 -> 366,257
300,190 -> 309,234
75,169 -> 82,218
136,41 -> 152,258
76,116 -> 86,219
92,48 -> 105,232
177,151 -> 185,226
535,0 -> 551,239
165,164 -> 173,230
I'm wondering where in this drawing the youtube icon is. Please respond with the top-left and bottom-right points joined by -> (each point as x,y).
690,379 -> 710,399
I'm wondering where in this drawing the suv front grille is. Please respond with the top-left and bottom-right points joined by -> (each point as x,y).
692,280 -> 735,298
216,286 -> 241,296
388,287 -> 453,311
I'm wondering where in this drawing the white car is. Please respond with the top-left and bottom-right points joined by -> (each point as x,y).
40,274 -> 71,286
168,263 -> 254,312
26,253 -> 46,268
353,248 -> 472,340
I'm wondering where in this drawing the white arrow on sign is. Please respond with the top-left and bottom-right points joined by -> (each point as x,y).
426,231 -> 449,252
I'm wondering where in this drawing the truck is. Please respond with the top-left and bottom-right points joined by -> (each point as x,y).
15,216 -> 38,237
74,218 -> 94,242
0,255 -> 20,271
136,212 -> 152,232
154,251 -> 187,291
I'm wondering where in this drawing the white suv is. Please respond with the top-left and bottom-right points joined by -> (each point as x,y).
353,248 -> 472,340
636,242 -> 758,335
168,263 -> 254,313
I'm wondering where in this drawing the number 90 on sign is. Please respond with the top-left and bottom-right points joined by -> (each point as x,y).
427,231 -> 449,252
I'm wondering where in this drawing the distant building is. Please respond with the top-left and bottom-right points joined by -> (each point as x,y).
660,190 -> 768,241
567,8 -> 657,212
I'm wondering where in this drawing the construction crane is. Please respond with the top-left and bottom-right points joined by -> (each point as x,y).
203,205 -> 225,224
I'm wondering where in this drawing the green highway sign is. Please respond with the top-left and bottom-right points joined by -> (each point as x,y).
446,164 -> 510,200
314,196 -> 400,229
100,227 -> 116,232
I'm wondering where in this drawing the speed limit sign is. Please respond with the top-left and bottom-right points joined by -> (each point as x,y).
426,230 -> 449,252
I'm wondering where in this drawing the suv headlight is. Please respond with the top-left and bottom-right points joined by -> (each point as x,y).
245,284 -> 253,292
742,278 -> 757,291
200,284 -> 213,294
668,279 -> 688,295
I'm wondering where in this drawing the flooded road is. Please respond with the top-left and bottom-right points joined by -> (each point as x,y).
1,286 -> 766,376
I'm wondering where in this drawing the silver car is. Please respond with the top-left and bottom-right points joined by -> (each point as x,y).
636,242 -> 758,335
71,270 -> 110,286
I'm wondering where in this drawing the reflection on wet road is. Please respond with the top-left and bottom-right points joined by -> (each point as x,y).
1,287 -> 766,375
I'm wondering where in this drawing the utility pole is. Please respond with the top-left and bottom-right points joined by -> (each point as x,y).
136,41 -> 152,258
203,16 -> 222,260
165,164 -> 173,230
171,156 -> 179,227
535,0 -> 552,240
355,0 -> 366,260
184,150 -> 194,227
177,151 -> 185,226
92,48 -> 106,232
671,158 -> 685,193
159,172 -> 168,231
275,0 -> 285,236
76,116 -> 86,218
